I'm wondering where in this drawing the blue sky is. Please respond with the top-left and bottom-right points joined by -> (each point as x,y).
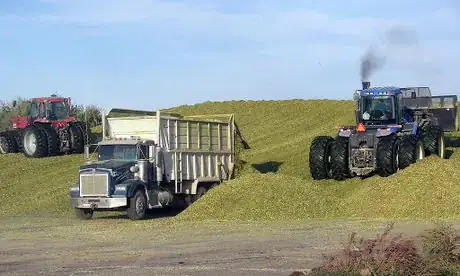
0,0 -> 459,110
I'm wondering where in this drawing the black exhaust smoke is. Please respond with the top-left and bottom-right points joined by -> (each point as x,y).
359,26 -> 418,87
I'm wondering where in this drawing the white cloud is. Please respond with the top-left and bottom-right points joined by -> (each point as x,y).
30,0 -> 409,43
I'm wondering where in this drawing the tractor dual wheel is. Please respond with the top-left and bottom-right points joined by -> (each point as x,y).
22,124 -> 49,158
22,124 -> 61,158
376,135 -> 400,177
397,135 -> 425,170
69,122 -> 85,154
0,131 -> 18,154
309,136 -> 334,180
423,126 -> 446,159
330,136 -> 349,180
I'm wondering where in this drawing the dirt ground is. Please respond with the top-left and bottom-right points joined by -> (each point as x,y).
0,211 -> 457,276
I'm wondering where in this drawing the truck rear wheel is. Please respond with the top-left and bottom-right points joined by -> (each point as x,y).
127,189 -> 147,220
22,125 -> 48,158
0,131 -> 18,154
376,135 -> 399,177
309,136 -> 334,180
330,136 -> 349,180
75,208 -> 93,220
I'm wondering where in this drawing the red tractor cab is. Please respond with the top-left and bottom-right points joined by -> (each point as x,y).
11,96 -> 75,130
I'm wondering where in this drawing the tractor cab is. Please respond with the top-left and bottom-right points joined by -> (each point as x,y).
357,86 -> 402,126
11,95 -> 73,129
28,96 -> 71,121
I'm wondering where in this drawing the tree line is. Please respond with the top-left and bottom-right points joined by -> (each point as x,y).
0,97 -> 102,131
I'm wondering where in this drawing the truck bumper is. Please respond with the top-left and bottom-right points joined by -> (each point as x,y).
70,197 -> 127,209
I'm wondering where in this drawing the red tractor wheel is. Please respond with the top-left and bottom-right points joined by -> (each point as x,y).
22,125 -> 48,158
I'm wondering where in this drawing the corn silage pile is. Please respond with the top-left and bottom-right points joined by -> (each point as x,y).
175,151 -> 460,222
170,100 -> 460,222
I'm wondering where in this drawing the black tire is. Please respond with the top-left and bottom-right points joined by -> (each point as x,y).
376,135 -> 399,177
422,126 -> 443,157
69,122 -> 84,154
127,189 -> 147,220
13,129 -> 24,152
309,136 -> 334,180
0,131 -> 18,154
75,208 -> 93,220
22,124 -> 48,158
39,124 -> 60,156
73,122 -> 91,145
398,136 -> 426,170
330,136 -> 349,180
397,135 -> 416,170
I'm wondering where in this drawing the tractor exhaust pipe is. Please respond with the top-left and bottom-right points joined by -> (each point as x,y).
362,81 -> 370,90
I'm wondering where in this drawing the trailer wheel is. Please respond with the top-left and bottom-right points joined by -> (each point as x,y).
22,125 -> 48,158
0,131 -> 18,154
127,189 -> 147,220
437,131 -> 446,159
376,135 -> 399,177
330,136 -> 349,180
415,140 -> 425,161
39,124 -> 60,156
309,136 -> 334,180
75,208 -> 93,220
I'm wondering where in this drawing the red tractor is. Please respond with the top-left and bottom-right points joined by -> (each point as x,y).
0,95 -> 90,158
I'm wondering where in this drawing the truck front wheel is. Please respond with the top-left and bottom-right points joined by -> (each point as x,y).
127,189 -> 147,220
75,208 -> 93,220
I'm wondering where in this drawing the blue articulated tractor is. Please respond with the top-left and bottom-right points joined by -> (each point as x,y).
309,81 -> 458,180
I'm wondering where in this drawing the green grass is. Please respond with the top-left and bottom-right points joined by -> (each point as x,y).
1,99 -> 459,222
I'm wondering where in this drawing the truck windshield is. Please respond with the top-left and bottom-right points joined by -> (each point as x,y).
361,95 -> 396,123
45,102 -> 69,120
98,145 -> 137,161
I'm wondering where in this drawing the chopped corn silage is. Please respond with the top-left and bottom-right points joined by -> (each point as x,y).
1,99 -> 459,222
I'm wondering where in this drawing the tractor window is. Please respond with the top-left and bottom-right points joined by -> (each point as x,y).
361,95 -> 396,123
45,102 -> 69,121
29,102 -> 40,118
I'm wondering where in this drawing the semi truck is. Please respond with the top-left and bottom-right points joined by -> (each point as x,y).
69,108 -> 247,220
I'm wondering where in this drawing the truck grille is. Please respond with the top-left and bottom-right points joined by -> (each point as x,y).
79,171 -> 109,197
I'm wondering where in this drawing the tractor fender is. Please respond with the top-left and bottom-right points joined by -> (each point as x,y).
375,126 -> 401,137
